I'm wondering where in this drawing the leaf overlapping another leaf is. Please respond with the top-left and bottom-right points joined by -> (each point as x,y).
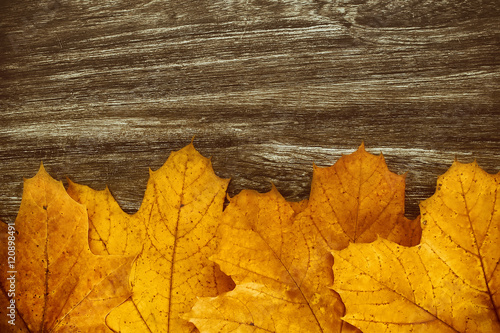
189,186 -> 346,332
1,143 -> 497,333
333,161 -> 500,332
188,144 -> 421,332
67,143 -> 234,332
0,165 -> 134,332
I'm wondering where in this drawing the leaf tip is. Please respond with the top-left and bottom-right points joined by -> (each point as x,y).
66,177 -> 78,194
36,161 -> 51,179
34,161 -> 53,181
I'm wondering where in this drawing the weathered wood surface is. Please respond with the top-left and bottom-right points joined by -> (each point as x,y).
0,0 -> 499,222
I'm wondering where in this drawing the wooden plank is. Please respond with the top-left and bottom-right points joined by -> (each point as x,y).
0,0 -> 498,222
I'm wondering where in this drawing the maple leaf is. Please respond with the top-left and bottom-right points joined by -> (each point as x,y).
187,144 -> 420,332
0,165 -> 134,332
67,143 -> 234,332
307,143 -> 421,248
332,161 -> 500,332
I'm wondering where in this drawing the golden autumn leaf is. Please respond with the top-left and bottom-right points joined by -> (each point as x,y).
187,144 -> 420,332
332,161 -> 500,332
67,143 -> 234,332
0,165 -> 134,332
189,187 -> 347,332
308,143 -> 420,248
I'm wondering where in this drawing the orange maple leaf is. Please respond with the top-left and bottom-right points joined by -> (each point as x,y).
67,144 -> 234,332
308,143 -> 420,248
332,161 -> 500,332
187,144 -> 420,332
0,165 -> 134,332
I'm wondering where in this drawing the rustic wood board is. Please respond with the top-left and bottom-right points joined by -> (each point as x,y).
1,0 -> 499,222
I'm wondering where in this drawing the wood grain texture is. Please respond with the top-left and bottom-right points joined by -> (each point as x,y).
0,0 -> 499,222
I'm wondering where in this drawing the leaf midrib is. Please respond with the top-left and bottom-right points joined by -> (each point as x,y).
459,170 -> 500,324
253,206 -> 326,333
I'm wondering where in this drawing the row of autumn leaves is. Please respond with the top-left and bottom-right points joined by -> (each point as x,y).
0,143 -> 499,332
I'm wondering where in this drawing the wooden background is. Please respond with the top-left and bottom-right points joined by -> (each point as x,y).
0,0 -> 499,223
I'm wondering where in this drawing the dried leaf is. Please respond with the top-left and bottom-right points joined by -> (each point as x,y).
309,143 -> 420,248
5,143 -> 495,332
67,144 -> 234,332
66,182 -> 141,256
189,282 -> 337,332
188,144 -> 420,332
332,161 -> 500,332
0,165 -> 134,332
189,187 -> 348,332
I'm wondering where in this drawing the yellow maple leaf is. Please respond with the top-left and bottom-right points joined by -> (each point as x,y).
332,161 -> 500,332
308,143 -> 420,248
187,144 -> 420,332
67,143 -> 234,332
0,165 -> 134,332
